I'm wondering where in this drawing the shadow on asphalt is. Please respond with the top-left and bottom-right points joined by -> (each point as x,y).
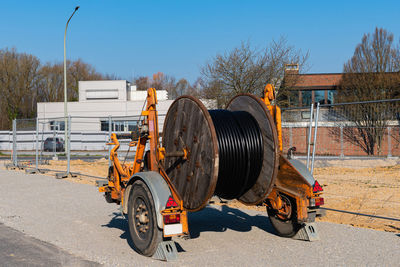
101,212 -> 185,254
188,205 -> 275,238
101,205 -> 275,255
101,212 -> 140,253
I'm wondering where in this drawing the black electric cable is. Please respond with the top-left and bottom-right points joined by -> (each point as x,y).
209,110 -> 264,199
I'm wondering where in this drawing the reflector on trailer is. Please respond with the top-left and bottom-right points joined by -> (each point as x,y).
166,196 -> 178,208
313,181 -> 323,193
315,197 -> 324,206
164,214 -> 180,224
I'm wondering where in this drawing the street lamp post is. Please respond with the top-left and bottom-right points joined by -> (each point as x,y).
64,6 -> 79,175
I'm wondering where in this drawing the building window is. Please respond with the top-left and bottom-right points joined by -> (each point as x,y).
114,121 -> 125,132
50,121 -> 65,131
127,121 -> 138,132
314,90 -> 326,104
327,90 -> 335,104
301,90 -> 312,107
100,120 -> 138,132
101,121 -> 109,131
289,91 -> 300,107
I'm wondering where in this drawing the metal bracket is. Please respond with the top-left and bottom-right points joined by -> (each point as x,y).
292,222 -> 319,241
152,240 -> 178,261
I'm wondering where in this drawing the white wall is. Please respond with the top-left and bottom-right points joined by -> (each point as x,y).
79,80 -> 129,102
37,100 -> 173,131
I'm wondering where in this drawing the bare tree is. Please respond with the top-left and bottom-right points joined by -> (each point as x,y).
335,27 -> 400,155
37,62 -> 64,102
171,78 -> 196,99
37,59 -> 113,102
0,47 -> 116,129
135,76 -> 150,91
0,48 -> 40,128
68,59 -> 106,100
135,73 -> 179,98
200,38 -> 309,107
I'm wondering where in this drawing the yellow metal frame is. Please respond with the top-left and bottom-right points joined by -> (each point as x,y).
262,84 -> 322,222
100,85 -> 322,237
99,88 -> 189,237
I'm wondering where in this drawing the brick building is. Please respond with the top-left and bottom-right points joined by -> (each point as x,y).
280,66 -> 399,157
283,64 -> 342,107
288,73 -> 342,107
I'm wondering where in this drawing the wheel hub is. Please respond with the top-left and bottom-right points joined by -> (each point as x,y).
135,202 -> 150,234
276,195 -> 292,220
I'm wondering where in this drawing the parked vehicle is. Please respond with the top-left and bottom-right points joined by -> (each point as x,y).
43,137 -> 64,152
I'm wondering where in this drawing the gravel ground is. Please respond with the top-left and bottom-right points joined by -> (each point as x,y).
0,167 -> 399,266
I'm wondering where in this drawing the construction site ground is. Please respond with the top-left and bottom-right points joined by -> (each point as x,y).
6,157 -> 400,233
0,167 -> 399,266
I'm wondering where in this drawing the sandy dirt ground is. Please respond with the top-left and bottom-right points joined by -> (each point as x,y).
6,158 -> 400,233
313,163 -> 400,233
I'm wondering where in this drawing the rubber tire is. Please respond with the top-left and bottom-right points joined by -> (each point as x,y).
267,196 -> 301,238
127,180 -> 162,256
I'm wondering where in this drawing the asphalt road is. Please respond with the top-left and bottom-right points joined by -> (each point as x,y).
0,167 -> 399,266
0,223 -> 98,267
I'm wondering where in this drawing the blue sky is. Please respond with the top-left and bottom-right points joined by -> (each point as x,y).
1,0 -> 399,82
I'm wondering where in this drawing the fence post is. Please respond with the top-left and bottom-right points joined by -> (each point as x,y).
306,103 -> 314,169
35,117 -> 39,170
12,119 -> 17,167
311,103 -> 320,175
387,127 -> 392,158
340,126 -> 344,158
67,115 -> 71,174
108,115 -> 112,167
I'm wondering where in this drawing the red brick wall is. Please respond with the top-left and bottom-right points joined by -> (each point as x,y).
282,126 -> 400,157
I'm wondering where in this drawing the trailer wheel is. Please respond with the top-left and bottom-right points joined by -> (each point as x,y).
267,194 -> 301,237
127,180 -> 162,256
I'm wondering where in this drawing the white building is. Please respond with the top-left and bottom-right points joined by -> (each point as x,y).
37,80 -> 172,132
0,80 -> 216,152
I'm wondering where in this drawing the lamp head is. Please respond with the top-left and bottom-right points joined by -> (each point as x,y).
75,6 -> 80,11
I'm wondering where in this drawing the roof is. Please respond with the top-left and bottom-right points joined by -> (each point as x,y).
289,73 -> 343,89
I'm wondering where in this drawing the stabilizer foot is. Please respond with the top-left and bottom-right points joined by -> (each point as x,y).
5,164 -> 17,170
25,168 -> 39,174
96,180 -> 108,187
55,172 -> 78,179
293,222 -> 319,241
152,241 -> 178,261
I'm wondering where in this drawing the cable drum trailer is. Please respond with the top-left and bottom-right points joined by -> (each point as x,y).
98,87 -> 324,260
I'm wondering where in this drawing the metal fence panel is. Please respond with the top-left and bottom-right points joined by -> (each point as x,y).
282,99 -> 400,158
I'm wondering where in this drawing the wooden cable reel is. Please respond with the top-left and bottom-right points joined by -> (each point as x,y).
162,94 -> 279,211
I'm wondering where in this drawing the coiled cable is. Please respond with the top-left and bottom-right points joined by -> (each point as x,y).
209,110 -> 264,199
